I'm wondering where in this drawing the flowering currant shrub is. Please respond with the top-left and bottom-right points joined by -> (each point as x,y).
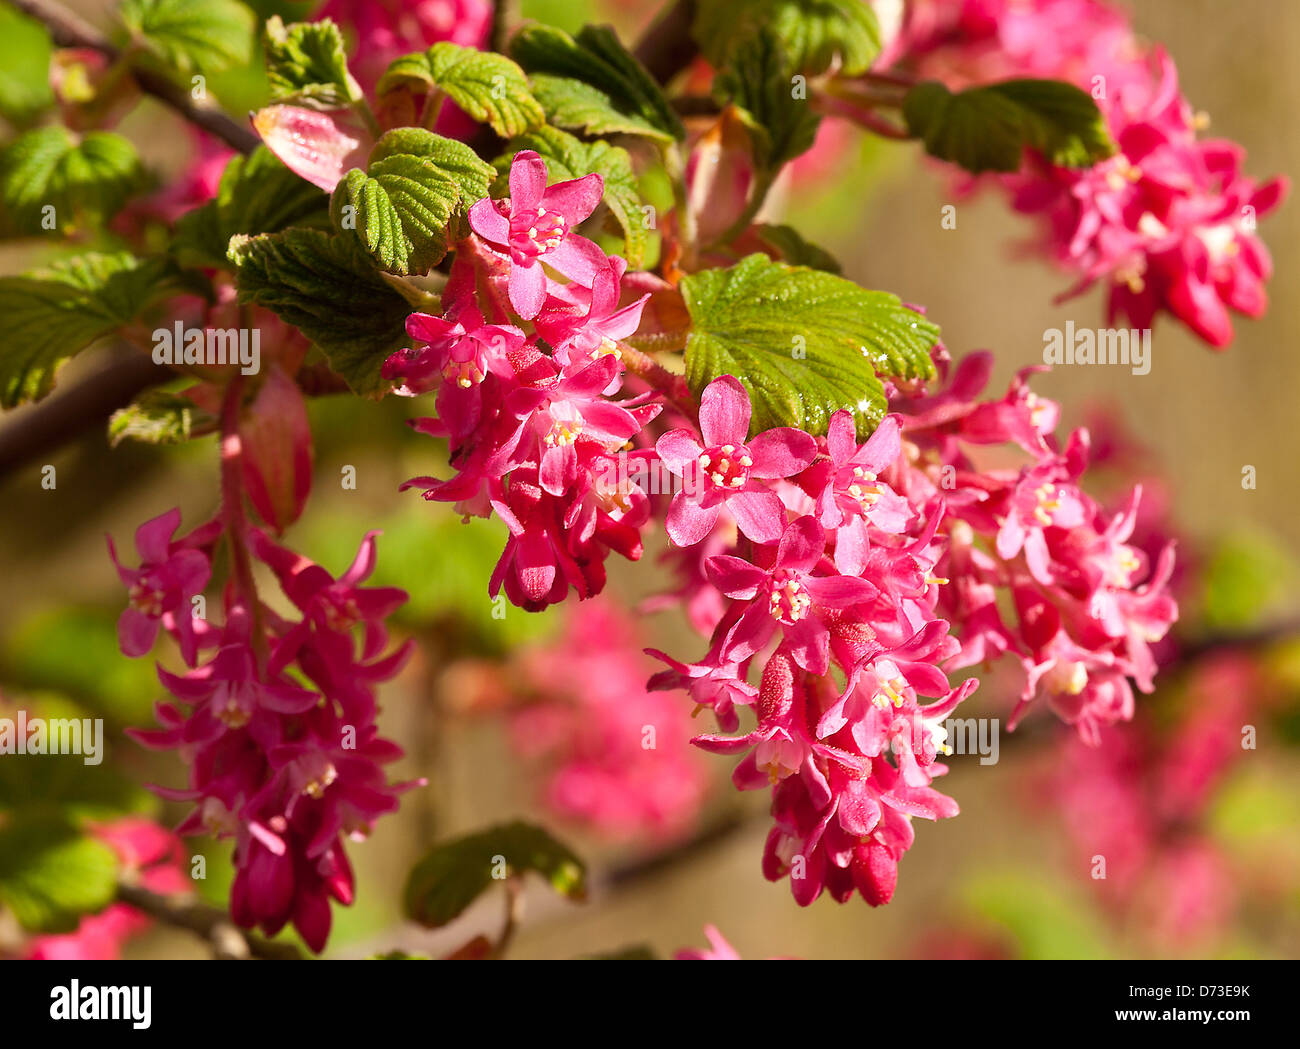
0,0 -> 1287,960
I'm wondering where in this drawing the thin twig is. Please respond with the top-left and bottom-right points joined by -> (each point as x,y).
8,0 -> 259,153
116,883 -> 303,960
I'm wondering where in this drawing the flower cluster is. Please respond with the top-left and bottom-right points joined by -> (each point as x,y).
390,150 -> 658,610
648,376 -> 977,907
878,0 -> 1288,347
115,510 -> 415,951
646,354 -> 1178,905
890,351 -> 1179,743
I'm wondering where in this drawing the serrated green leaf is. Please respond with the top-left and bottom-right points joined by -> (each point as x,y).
694,0 -> 881,76
714,30 -> 820,171
754,223 -> 841,272
173,145 -> 330,269
903,78 -> 1116,174
681,254 -> 939,438
0,5 -> 54,125
331,155 -> 460,274
109,389 -> 215,446
404,821 -> 587,928
0,817 -> 119,933
263,16 -> 361,109
511,24 -> 684,143
0,125 -> 146,234
367,128 -> 495,238
0,252 -> 182,408
500,125 -> 648,268
229,229 -> 411,396
377,42 -> 543,138
119,0 -> 255,75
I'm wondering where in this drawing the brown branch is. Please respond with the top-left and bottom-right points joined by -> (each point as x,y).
8,0 -> 259,153
0,351 -> 172,480
116,883 -> 303,960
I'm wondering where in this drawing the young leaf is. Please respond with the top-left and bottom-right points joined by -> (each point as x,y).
0,252 -> 182,408
376,43 -> 543,138
681,254 -> 939,438
109,388 -> 216,447
404,821 -> 587,928
118,0 -> 255,75
330,156 -> 461,274
694,0 -> 881,76
0,125 -> 146,234
0,817 -> 119,933
367,128 -> 496,235
714,30 -> 820,171
173,145 -> 330,270
228,229 -> 411,396
500,125 -> 649,268
510,24 -> 684,143
263,16 -> 361,109
903,78 -> 1117,174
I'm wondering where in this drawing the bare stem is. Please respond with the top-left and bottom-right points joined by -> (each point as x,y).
8,0 -> 259,153
116,882 -> 302,960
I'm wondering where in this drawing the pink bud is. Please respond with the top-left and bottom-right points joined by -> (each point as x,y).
684,106 -> 756,244
252,105 -> 371,192
240,366 -> 313,533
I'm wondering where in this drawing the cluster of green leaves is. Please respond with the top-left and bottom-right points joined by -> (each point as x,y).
0,0 -> 262,410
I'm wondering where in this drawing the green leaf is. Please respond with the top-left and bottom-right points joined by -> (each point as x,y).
0,745 -> 155,822
376,43 -> 544,138
754,223 -> 841,273
500,125 -> 648,268
581,944 -> 659,960
510,24 -> 684,143
109,389 -> 216,446
694,0 -> 881,76
173,145 -> 330,269
903,78 -> 1117,174
1201,531 -> 1297,631
0,817 -> 119,933
263,16 -> 361,109
0,125 -> 146,234
681,254 -> 939,438
714,30 -> 820,171
228,229 -> 411,396
404,820 -> 587,928
367,128 -> 496,238
0,252 -> 182,408
0,5 -> 54,125
331,156 -> 461,274
119,0 -> 255,74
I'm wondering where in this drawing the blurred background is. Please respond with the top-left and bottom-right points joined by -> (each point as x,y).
0,0 -> 1296,960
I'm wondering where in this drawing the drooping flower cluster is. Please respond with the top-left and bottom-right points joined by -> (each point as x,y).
505,600 -> 711,841
875,0 -> 1288,347
889,351 -> 1179,744
115,510 -> 415,951
645,355 -> 1178,905
648,376 -> 978,907
391,150 -> 658,610
1041,653 -> 1268,946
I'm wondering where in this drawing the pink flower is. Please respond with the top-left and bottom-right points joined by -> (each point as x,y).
468,151 -> 607,319
707,516 -> 877,675
107,508 -> 212,664
657,376 -> 818,546
675,925 -> 743,960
